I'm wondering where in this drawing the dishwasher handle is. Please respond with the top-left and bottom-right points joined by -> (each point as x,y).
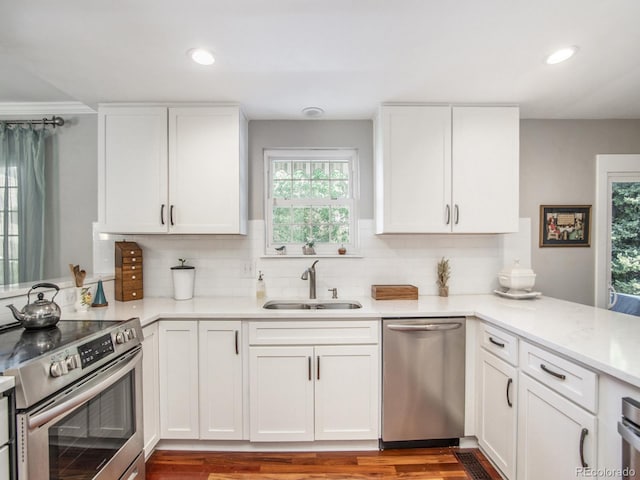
387,322 -> 463,332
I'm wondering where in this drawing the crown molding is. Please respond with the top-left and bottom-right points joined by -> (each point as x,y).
0,101 -> 96,115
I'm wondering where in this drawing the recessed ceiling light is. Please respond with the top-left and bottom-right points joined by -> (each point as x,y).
302,106 -> 325,118
189,48 -> 215,66
546,46 -> 578,65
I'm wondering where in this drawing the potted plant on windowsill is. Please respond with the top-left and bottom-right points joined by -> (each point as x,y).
303,239 -> 316,255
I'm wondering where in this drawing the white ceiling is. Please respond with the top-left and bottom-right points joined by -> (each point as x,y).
1,0 -> 640,119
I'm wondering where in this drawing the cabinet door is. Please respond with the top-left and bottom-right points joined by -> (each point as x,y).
99,106 -> 168,233
517,373 -> 597,480
451,106 -> 519,233
249,346 -> 314,442
159,320 -> 199,439
376,105 -> 452,233
199,321 -> 243,440
168,107 -> 247,234
314,345 -> 379,440
478,350 -> 517,479
142,323 -> 160,456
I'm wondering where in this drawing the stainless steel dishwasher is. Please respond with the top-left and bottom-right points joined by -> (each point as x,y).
619,397 -> 640,479
381,317 -> 465,448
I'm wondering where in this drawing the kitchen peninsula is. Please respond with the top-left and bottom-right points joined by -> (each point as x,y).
60,293 -> 640,480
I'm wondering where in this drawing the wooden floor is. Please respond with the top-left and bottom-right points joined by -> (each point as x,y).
145,448 -> 503,480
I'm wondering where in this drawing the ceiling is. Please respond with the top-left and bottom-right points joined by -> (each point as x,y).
1,0 -> 640,119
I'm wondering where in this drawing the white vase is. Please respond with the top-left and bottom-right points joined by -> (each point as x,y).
75,287 -> 92,312
171,267 -> 195,300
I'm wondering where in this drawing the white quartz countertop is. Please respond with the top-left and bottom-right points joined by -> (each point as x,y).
0,376 -> 14,393
60,294 -> 640,389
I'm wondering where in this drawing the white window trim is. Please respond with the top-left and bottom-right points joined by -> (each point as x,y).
263,148 -> 360,256
595,154 -> 640,308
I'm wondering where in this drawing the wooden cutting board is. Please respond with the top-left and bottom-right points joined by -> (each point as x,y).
371,284 -> 418,300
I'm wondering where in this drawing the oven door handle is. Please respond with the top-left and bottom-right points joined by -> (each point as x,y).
28,348 -> 142,431
619,419 -> 640,451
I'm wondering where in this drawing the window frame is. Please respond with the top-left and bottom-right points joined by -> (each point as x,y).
264,148 -> 359,256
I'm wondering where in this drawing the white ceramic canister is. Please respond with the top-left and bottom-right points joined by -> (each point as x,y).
171,265 -> 195,300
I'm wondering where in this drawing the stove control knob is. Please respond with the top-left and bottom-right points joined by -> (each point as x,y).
50,361 -> 63,378
65,355 -> 80,371
115,332 -> 126,344
124,328 -> 135,341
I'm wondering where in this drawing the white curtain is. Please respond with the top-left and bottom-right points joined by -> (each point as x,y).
0,123 -> 46,285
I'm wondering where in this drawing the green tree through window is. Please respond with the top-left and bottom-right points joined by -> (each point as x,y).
611,182 -> 640,295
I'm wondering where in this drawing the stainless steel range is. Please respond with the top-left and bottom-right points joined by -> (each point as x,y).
0,317 -> 144,480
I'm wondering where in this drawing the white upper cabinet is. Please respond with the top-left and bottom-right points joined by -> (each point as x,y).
99,106 -> 169,233
451,106 -> 519,233
375,105 -> 452,233
98,104 -> 248,234
375,104 -> 519,234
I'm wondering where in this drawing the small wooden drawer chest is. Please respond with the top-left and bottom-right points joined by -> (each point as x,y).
115,241 -> 143,301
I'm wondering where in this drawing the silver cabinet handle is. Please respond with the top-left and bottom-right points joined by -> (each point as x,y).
308,356 -> 312,381
160,204 -> 166,225
234,330 -> 239,355
540,363 -> 566,380
387,323 -> 462,332
454,204 -> 459,225
445,205 -> 451,225
317,356 -> 320,380
579,428 -> 589,468
506,378 -> 513,407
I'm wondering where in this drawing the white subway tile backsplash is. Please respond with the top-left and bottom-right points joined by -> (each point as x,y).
92,219 -> 514,298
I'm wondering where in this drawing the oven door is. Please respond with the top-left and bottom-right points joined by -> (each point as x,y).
17,347 -> 143,480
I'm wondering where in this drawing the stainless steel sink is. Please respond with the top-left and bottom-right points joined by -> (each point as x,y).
263,300 -> 362,310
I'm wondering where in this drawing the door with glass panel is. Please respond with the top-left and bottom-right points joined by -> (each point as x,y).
607,174 -> 640,314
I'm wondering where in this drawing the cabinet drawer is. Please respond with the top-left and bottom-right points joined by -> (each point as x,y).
249,321 -> 379,345
120,271 -> 142,282
0,397 -> 7,445
519,341 -> 597,413
119,279 -> 143,291
121,256 -> 142,264
121,248 -> 143,258
481,323 -> 518,366
120,289 -> 143,301
120,264 -> 142,273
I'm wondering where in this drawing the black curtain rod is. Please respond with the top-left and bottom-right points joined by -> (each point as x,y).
1,116 -> 65,128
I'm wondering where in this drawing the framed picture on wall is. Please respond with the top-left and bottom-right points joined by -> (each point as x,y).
540,205 -> 592,247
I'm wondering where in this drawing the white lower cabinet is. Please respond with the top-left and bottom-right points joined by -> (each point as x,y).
158,320 -> 245,441
314,345 -> 379,441
199,321 -> 243,439
159,320 -> 199,438
249,346 -> 315,442
477,349 -> 517,479
249,344 -> 379,442
517,372 -> 597,479
248,320 -> 380,443
142,323 -> 160,456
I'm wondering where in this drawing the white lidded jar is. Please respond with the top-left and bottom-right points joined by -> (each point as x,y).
171,259 -> 195,300
498,260 -> 536,294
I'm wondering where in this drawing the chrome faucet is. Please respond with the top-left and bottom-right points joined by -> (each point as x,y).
301,260 -> 319,299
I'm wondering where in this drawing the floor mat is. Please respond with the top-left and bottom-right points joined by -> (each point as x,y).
453,451 -> 493,480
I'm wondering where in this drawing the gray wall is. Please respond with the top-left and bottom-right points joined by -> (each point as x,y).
46,114 -> 97,278
248,120 -> 374,220
0,113 -> 97,281
520,120 -> 640,306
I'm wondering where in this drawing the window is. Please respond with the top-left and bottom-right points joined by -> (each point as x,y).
1,165 -> 19,284
265,149 -> 358,255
